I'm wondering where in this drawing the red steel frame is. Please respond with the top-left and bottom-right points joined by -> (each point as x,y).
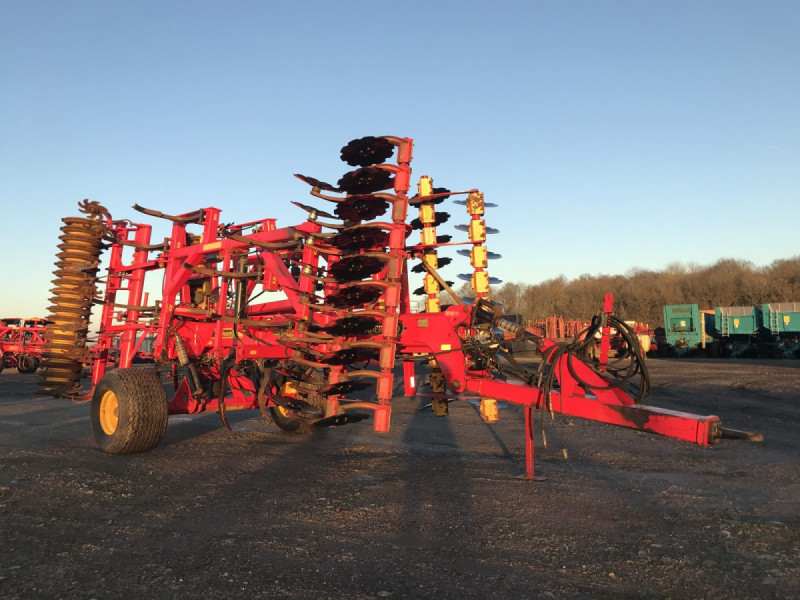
88,137 -> 721,479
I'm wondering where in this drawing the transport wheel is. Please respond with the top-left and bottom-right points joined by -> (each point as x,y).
91,368 -> 168,454
17,355 -> 39,374
270,404 -> 314,435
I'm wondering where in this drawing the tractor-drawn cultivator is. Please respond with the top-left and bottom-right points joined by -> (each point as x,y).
41,136 -> 759,477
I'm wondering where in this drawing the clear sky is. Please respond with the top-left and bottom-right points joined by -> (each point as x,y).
1,0 -> 798,318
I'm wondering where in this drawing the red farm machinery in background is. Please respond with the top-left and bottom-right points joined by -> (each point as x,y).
0,317 -> 50,373
40,136 -> 759,479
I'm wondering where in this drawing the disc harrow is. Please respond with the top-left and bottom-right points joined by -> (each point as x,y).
44,136 -> 760,479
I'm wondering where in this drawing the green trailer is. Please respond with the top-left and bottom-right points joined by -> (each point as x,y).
762,302 -> 800,357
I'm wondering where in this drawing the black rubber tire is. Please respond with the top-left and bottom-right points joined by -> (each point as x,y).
270,405 -> 313,434
17,355 -> 39,374
0,357 -> 5,374
91,368 -> 169,454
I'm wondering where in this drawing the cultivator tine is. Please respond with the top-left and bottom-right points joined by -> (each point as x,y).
320,347 -> 381,366
293,174 -> 342,192
132,203 -> 205,223
313,413 -> 371,428
290,201 -> 338,221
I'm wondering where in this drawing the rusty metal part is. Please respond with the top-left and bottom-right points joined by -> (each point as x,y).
77,199 -> 112,220
337,167 -> 393,194
340,136 -> 395,167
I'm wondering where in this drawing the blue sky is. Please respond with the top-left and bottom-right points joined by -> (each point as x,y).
1,0 -> 798,317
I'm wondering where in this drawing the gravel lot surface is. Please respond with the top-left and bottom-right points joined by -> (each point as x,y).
1,358 -> 799,599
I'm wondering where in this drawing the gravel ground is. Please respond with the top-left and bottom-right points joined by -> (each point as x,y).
1,358 -> 798,599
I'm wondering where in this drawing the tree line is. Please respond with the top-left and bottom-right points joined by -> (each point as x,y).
453,256 -> 800,327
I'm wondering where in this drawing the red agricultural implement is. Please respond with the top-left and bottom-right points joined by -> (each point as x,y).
0,317 -> 50,373
40,136 -> 760,478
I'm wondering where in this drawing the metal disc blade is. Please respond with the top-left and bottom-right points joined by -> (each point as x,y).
436,235 -> 451,244
337,167 -> 393,194
410,187 -> 451,205
328,227 -> 389,251
410,256 -> 452,273
456,249 -> 502,259
321,347 -> 380,366
325,284 -> 384,307
334,195 -> 389,222
453,199 -> 498,207
454,224 -> 469,232
486,227 -> 500,234
324,316 -> 381,336
457,273 -> 472,281
410,212 -> 450,230
340,136 -> 395,167
272,395 -> 320,418
294,174 -> 341,192
328,255 -> 386,282
489,277 -> 503,285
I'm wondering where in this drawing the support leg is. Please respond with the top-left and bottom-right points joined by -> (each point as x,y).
518,405 -> 547,481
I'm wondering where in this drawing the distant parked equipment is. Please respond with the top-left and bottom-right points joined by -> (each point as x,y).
762,302 -> 800,358
662,304 -> 714,356
660,302 -> 800,358
0,317 -> 51,373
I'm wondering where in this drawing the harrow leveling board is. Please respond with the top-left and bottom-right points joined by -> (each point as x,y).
42,136 -> 759,478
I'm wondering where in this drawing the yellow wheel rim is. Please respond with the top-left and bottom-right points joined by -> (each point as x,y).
99,390 -> 119,435
276,405 -> 291,418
